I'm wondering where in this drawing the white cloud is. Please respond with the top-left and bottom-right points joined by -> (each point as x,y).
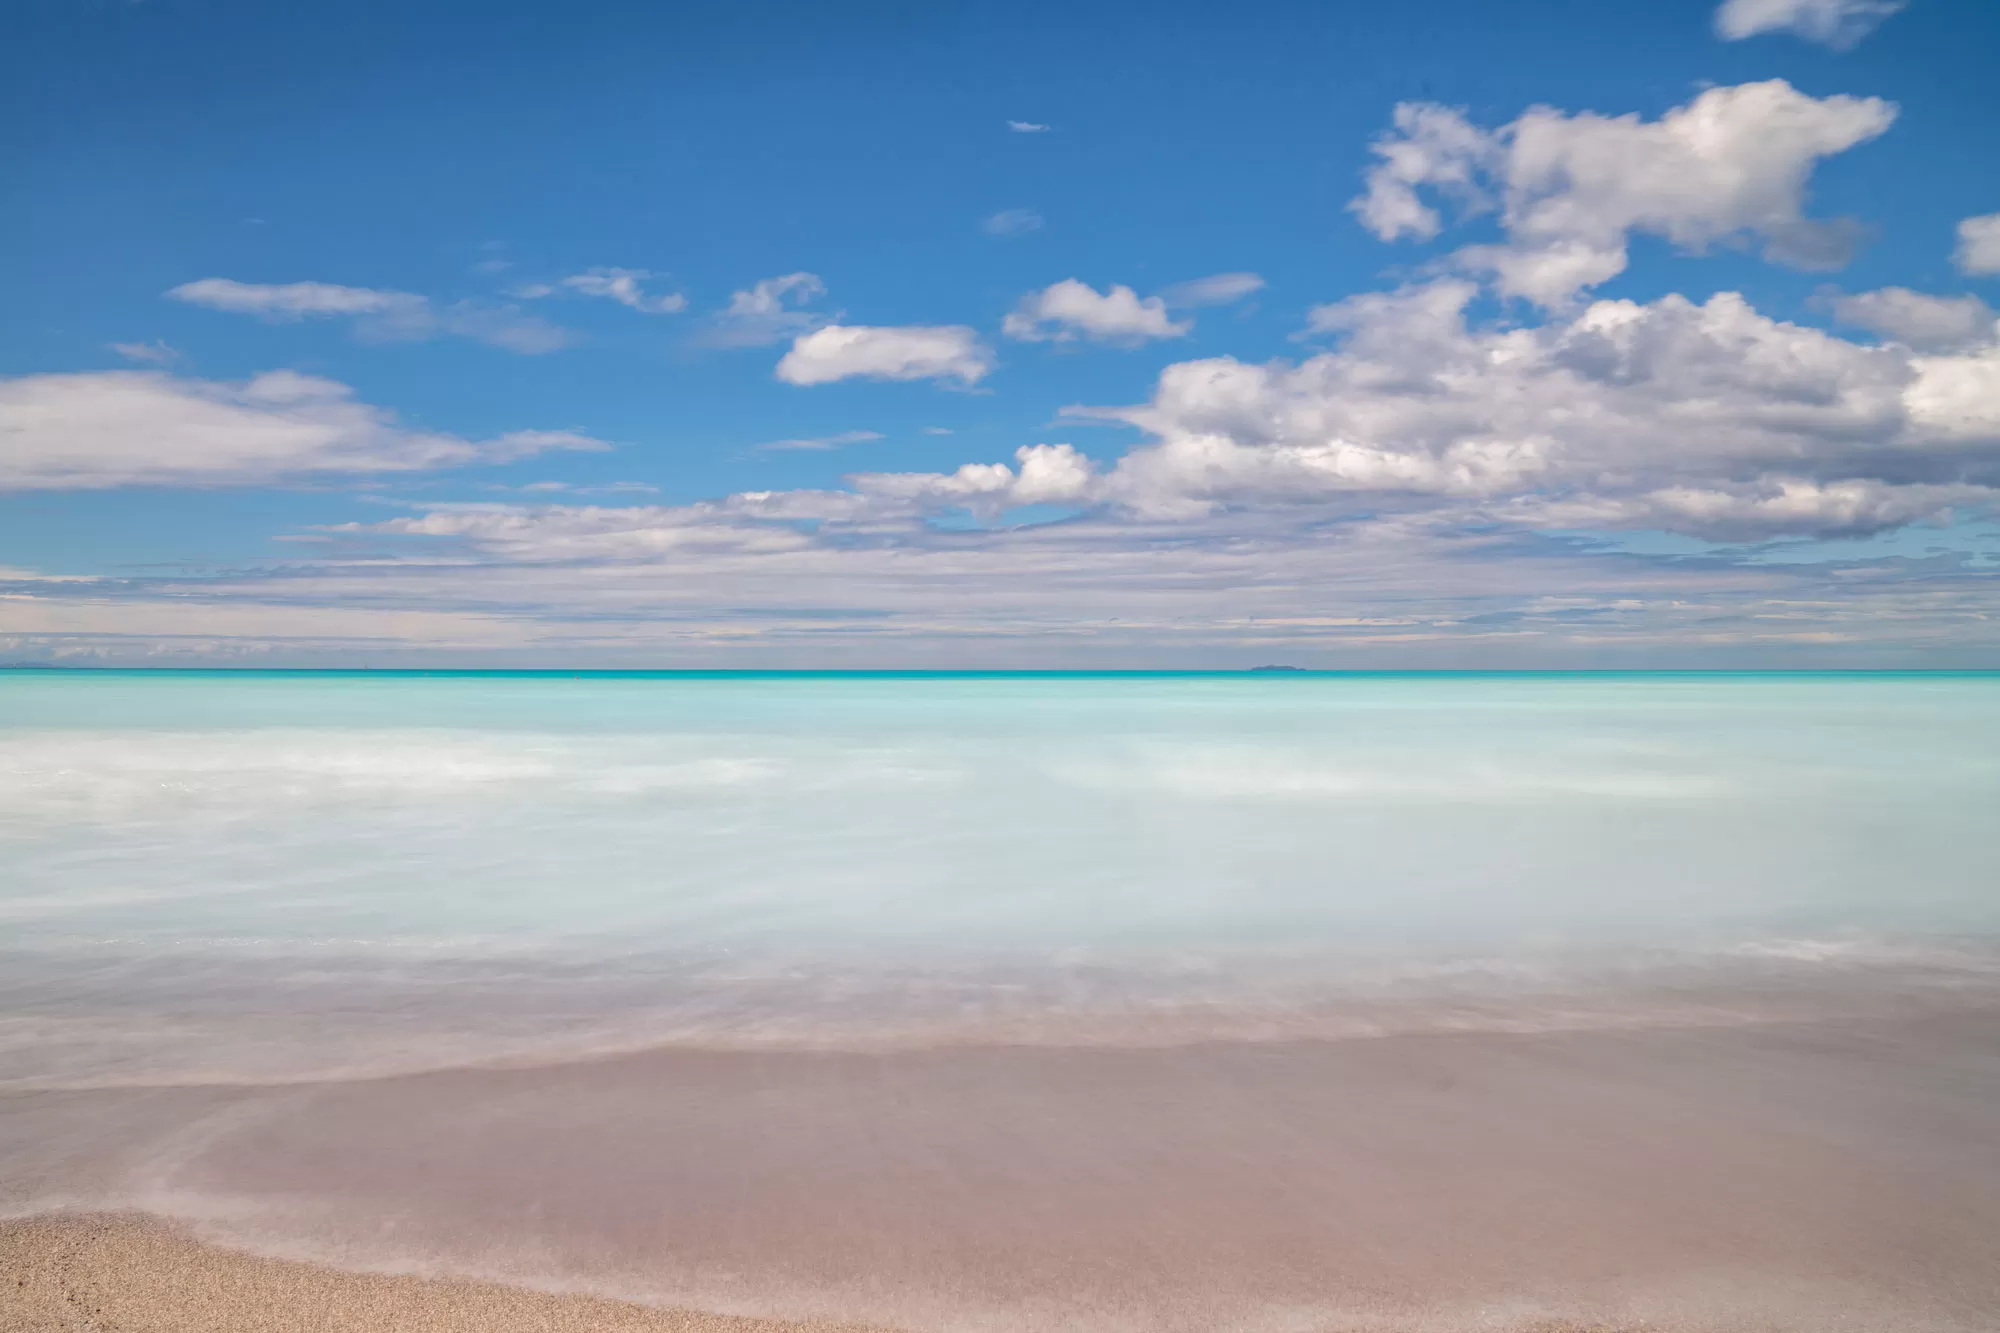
18,271 -> 2000,666
1353,81 -> 1897,306
1955,214 -> 2000,276
108,340 -> 178,366
753,430 -> 885,452
852,444 -> 1095,512
1714,0 -> 1906,49
1521,477 -> 1981,543
1901,344 -> 2000,442
776,325 -> 994,387
167,278 -> 572,353
1004,280 -> 1190,345
700,273 -> 829,347
28,434 -> 1988,666
324,500 -> 829,563
1007,120 -> 1050,133
983,209 -> 1045,238
1351,103 -> 1499,244
1831,288 -> 1997,351
0,370 -> 606,491
14,540 -> 1991,667
550,268 -> 686,314
1157,273 -> 1267,308
168,278 -> 407,319
1096,280 -> 2000,538
15,293 -> 2000,663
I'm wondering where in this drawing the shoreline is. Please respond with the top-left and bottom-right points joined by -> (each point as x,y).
6,1012 -> 1999,1332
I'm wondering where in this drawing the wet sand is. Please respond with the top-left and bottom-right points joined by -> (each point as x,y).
0,1212 -> 894,1333
5,1009 -> 2000,1332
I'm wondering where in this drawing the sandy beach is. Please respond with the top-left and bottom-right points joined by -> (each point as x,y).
0,1212 -> 898,1333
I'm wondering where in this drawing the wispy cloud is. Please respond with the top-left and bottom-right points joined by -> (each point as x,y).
1157,273 -> 1266,308
167,278 -> 574,353
507,480 -> 660,495
169,278 -> 403,319
753,430 -> 885,452
522,267 -> 687,314
698,273 -> 830,347
1713,0 -> 1905,50
982,209 -> 1044,239
0,369 -> 607,491
108,340 -> 179,366
471,241 -> 513,275
1956,214 -> 2000,276
1007,120 -> 1051,133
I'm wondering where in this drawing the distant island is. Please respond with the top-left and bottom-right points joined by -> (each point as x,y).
1248,664 -> 1307,672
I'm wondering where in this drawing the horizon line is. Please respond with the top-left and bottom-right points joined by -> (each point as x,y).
5,666 -> 1999,677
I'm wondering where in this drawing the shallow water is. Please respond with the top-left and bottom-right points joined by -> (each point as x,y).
3,671 -> 1999,1329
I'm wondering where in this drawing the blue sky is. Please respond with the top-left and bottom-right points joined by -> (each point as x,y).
4,0 -> 2000,665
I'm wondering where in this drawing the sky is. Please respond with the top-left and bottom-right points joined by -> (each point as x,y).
4,0 -> 2000,667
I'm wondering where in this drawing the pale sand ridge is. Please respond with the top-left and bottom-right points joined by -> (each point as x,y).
1,1213 -> 899,1333
0,1211 -> 1646,1333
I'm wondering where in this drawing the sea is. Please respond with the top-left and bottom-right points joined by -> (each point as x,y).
4,670 -> 1999,1331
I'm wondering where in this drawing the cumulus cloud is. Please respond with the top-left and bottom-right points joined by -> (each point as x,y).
776,325 -> 994,386
700,273 -> 829,347
853,444 -> 1096,512
983,209 -> 1045,238
1094,280 -> 2000,538
1007,120 -> 1050,133
1714,0 -> 1906,49
1955,214 -> 2000,276
167,278 -> 572,353
1004,280 -> 1190,345
0,370 -> 606,491
1352,81 -> 1897,306
537,268 -> 686,314
1351,103 -> 1499,245
1831,288 -> 1996,351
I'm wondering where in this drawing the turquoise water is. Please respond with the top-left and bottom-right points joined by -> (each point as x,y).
4,670 -> 1999,1083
